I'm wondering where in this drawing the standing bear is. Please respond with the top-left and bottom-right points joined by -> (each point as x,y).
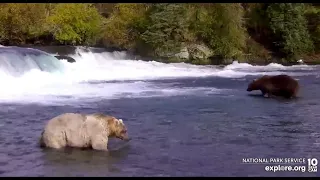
247,74 -> 299,99
39,113 -> 130,151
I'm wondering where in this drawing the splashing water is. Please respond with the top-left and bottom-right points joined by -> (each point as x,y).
0,46 -> 317,105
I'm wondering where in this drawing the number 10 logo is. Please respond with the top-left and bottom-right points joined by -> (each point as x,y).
308,158 -> 318,173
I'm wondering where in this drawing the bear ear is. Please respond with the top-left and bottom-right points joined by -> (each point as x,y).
119,119 -> 123,124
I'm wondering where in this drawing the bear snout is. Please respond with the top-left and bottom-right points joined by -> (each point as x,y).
118,134 -> 130,141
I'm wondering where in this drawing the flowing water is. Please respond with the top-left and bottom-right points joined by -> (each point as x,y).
0,46 -> 319,177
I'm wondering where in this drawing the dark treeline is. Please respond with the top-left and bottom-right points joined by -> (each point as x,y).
0,3 -> 319,65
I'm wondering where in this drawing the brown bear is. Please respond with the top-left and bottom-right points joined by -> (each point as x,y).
39,113 -> 130,151
247,74 -> 299,99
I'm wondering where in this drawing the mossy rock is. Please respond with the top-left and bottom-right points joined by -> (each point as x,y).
188,44 -> 214,61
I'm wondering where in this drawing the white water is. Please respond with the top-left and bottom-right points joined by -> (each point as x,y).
0,47 -> 316,105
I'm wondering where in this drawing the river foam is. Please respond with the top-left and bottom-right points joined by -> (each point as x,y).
0,46 -> 317,105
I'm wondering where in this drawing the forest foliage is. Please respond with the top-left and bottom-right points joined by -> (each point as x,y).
0,3 -> 319,64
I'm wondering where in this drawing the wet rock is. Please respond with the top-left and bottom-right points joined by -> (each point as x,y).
188,44 -> 214,61
55,55 -> 76,63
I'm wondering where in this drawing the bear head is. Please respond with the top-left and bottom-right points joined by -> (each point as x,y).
247,75 -> 269,91
108,117 -> 130,141
247,79 -> 259,91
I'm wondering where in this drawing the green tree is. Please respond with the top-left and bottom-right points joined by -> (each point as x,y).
305,5 -> 320,52
192,3 -> 247,59
267,3 -> 314,60
140,3 -> 191,57
47,3 -> 103,45
102,3 -> 149,50
0,3 -> 48,44
94,3 -> 117,18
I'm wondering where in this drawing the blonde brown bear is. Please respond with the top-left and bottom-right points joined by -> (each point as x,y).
39,113 -> 130,151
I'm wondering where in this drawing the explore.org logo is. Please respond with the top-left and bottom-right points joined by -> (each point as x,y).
242,157 -> 318,173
